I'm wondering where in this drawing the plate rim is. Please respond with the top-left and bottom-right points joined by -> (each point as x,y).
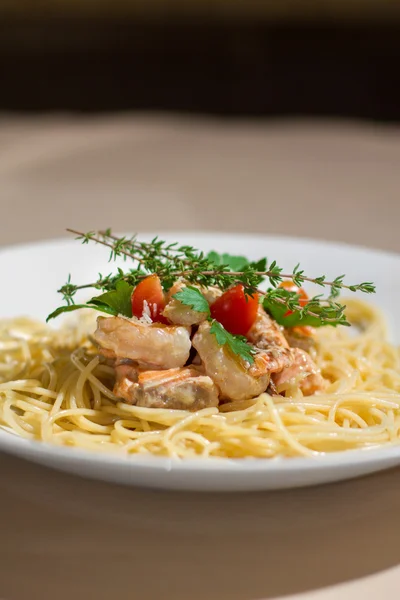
1,426 -> 400,474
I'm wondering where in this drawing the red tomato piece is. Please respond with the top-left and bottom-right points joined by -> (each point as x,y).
210,284 -> 259,336
279,281 -> 309,318
131,274 -> 168,324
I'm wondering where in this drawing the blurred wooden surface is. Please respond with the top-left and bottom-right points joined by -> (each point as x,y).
0,115 -> 399,250
1,452 -> 400,600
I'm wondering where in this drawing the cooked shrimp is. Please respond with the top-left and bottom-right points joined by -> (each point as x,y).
162,280 -> 222,326
248,307 -> 324,395
284,327 -> 315,352
162,281 -> 208,326
272,348 -> 325,395
247,306 -> 289,349
192,321 -> 290,401
201,286 -> 223,305
93,316 -> 191,369
114,364 -> 219,410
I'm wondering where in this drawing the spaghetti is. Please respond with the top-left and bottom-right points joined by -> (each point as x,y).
0,298 -> 399,458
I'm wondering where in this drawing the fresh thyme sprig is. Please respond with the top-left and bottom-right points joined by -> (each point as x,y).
49,229 -> 375,329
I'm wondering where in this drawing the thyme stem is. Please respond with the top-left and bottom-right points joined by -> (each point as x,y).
67,229 -> 370,295
54,228 -> 375,329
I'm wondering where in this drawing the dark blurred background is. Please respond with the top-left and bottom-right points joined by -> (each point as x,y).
1,1 -> 400,121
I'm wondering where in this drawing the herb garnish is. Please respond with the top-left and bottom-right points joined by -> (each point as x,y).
47,280 -> 133,321
173,286 -> 210,315
209,320 -> 256,364
47,229 -> 375,360
172,286 -> 255,363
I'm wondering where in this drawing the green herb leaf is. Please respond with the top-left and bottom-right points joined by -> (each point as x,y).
46,302 -> 117,323
173,286 -> 210,315
209,320 -> 256,364
263,292 -> 347,328
249,257 -> 267,272
90,280 -> 133,318
207,251 -> 249,271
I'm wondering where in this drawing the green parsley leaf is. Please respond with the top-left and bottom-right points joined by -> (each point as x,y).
209,320 -> 255,364
207,251 -> 249,271
206,250 -> 222,265
249,257 -> 267,272
173,286 -> 210,315
47,280 -> 134,323
90,280 -> 133,318
46,302 -> 117,322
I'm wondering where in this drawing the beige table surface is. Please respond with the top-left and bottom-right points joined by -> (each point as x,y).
0,114 -> 399,600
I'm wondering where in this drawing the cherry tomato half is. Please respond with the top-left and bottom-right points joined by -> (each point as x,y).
279,282 -> 314,336
131,274 -> 168,323
278,280 -> 309,318
210,284 -> 259,336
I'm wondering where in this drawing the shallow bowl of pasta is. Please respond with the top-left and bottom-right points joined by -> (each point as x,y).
0,232 -> 399,491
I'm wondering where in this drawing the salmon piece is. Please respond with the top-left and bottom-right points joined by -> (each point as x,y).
114,364 -> 219,410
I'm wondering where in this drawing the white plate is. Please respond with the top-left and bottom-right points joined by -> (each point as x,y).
0,232 -> 399,491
